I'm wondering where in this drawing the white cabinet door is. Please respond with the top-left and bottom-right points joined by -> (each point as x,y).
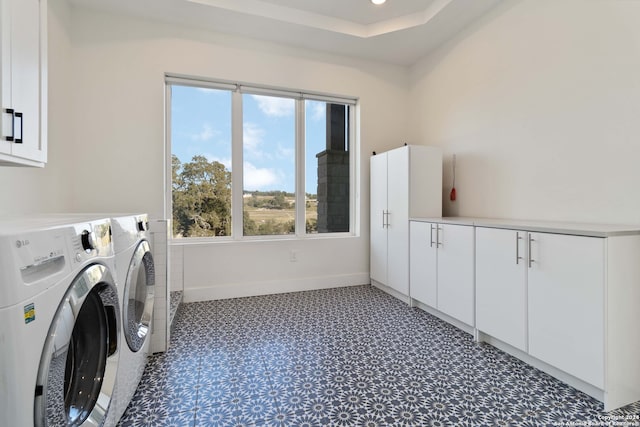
528,232 -> 605,389
436,224 -> 475,326
10,0 -> 44,162
386,148 -> 409,295
371,146 -> 442,299
409,221 -> 437,307
0,0 -> 46,165
370,153 -> 388,285
476,227 -> 527,351
409,222 -> 475,326
0,0 -> 12,157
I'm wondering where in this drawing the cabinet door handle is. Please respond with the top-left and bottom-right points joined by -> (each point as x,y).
382,210 -> 386,228
3,108 -> 15,141
14,112 -> 22,144
386,211 -> 390,227
437,226 -> 443,247
430,224 -> 435,248
516,232 -> 523,264
528,234 -> 536,268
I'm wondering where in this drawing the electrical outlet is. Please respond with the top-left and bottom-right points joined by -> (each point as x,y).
290,250 -> 297,262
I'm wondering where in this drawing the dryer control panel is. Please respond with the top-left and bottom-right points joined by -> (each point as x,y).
0,227 -> 72,308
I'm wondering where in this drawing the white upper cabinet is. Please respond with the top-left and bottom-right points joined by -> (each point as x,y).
0,0 -> 47,167
370,145 -> 442,297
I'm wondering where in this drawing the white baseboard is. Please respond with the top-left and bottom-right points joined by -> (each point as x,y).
370,280 -> 410,304
476,332 -> 604,403
411,299 -> 476,337
183,273 -> 370,302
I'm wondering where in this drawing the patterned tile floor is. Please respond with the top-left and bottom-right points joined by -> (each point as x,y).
170,290 -> 183,327
117,285 -> 640,426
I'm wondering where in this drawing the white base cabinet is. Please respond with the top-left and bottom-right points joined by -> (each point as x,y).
472,221 -> 640,411
528,232 -> 605,390
409,221 -> 475,326
475,227 -> 527,352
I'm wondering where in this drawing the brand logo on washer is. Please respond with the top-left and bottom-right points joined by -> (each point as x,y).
15,239 -> 30,248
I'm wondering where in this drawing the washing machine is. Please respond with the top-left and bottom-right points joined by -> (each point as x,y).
110,214 -> 155,422
0,216 -> 121,426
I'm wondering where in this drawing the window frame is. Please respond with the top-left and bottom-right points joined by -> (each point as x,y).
164,74 -> 359,242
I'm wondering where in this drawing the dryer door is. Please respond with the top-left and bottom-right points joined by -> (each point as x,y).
124,240 -> 155,352
34,264 -> 120,427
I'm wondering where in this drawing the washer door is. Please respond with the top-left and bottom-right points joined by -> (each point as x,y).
34,264 -> 120,427
124,240 -> 155,352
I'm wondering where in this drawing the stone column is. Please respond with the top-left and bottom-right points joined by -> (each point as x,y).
316,104 -> 349,233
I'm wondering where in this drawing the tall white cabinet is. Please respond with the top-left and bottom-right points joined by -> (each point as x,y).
0,0 -> 47,167
370,145 -> 442,298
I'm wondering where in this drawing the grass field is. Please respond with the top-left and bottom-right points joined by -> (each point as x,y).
243,195 -> 317,232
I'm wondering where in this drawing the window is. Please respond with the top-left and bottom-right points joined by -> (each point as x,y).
306,100 -> 350,234
170,85 -> 232,237
166,77 -> 356,240
243,94 -> 296,236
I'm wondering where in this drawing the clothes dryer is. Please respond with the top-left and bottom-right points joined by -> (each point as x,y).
110,214 -> 155,421
0,217 -> 120,427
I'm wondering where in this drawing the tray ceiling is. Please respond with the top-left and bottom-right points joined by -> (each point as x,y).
68,0 -> 502,65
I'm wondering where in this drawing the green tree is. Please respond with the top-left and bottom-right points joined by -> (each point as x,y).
306,218 -> 317,233
172,155 -> 231,237
243,210 -> 257,235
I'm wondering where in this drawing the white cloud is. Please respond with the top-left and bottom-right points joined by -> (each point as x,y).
190,124 -> 215,142
307,101 -> 326,122
243,162 -> 279,190
243,122 -> 265,152
243,122 -> 275,161
252,95 -> 294,117
277,143 -> 294,159
205,155 -> 231,170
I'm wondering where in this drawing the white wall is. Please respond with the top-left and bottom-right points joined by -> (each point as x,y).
409,0 -> 640,225
69,8 -> 411,300
0,0 -> 73,215
8,0 -> 639,302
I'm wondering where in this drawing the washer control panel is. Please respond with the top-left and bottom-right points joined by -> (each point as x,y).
70,220 -> 113,265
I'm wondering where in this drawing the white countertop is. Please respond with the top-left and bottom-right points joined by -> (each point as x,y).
409,217 -> 640,238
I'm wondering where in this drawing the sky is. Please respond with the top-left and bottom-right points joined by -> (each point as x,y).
170,85 -> 330,194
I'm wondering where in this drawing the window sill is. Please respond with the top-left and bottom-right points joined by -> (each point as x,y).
169,232 -> 357,246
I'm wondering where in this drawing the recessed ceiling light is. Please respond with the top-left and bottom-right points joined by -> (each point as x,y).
371,0 -> 386,5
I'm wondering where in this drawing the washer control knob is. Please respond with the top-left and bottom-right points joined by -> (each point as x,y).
137,220 -> 148,232
81,230 -> 97,252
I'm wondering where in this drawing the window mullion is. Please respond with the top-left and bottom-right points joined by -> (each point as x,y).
231,90 -> 244,239
350,105 -> 358,236
164,85 -> 172,224
295,99 -> 306,237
